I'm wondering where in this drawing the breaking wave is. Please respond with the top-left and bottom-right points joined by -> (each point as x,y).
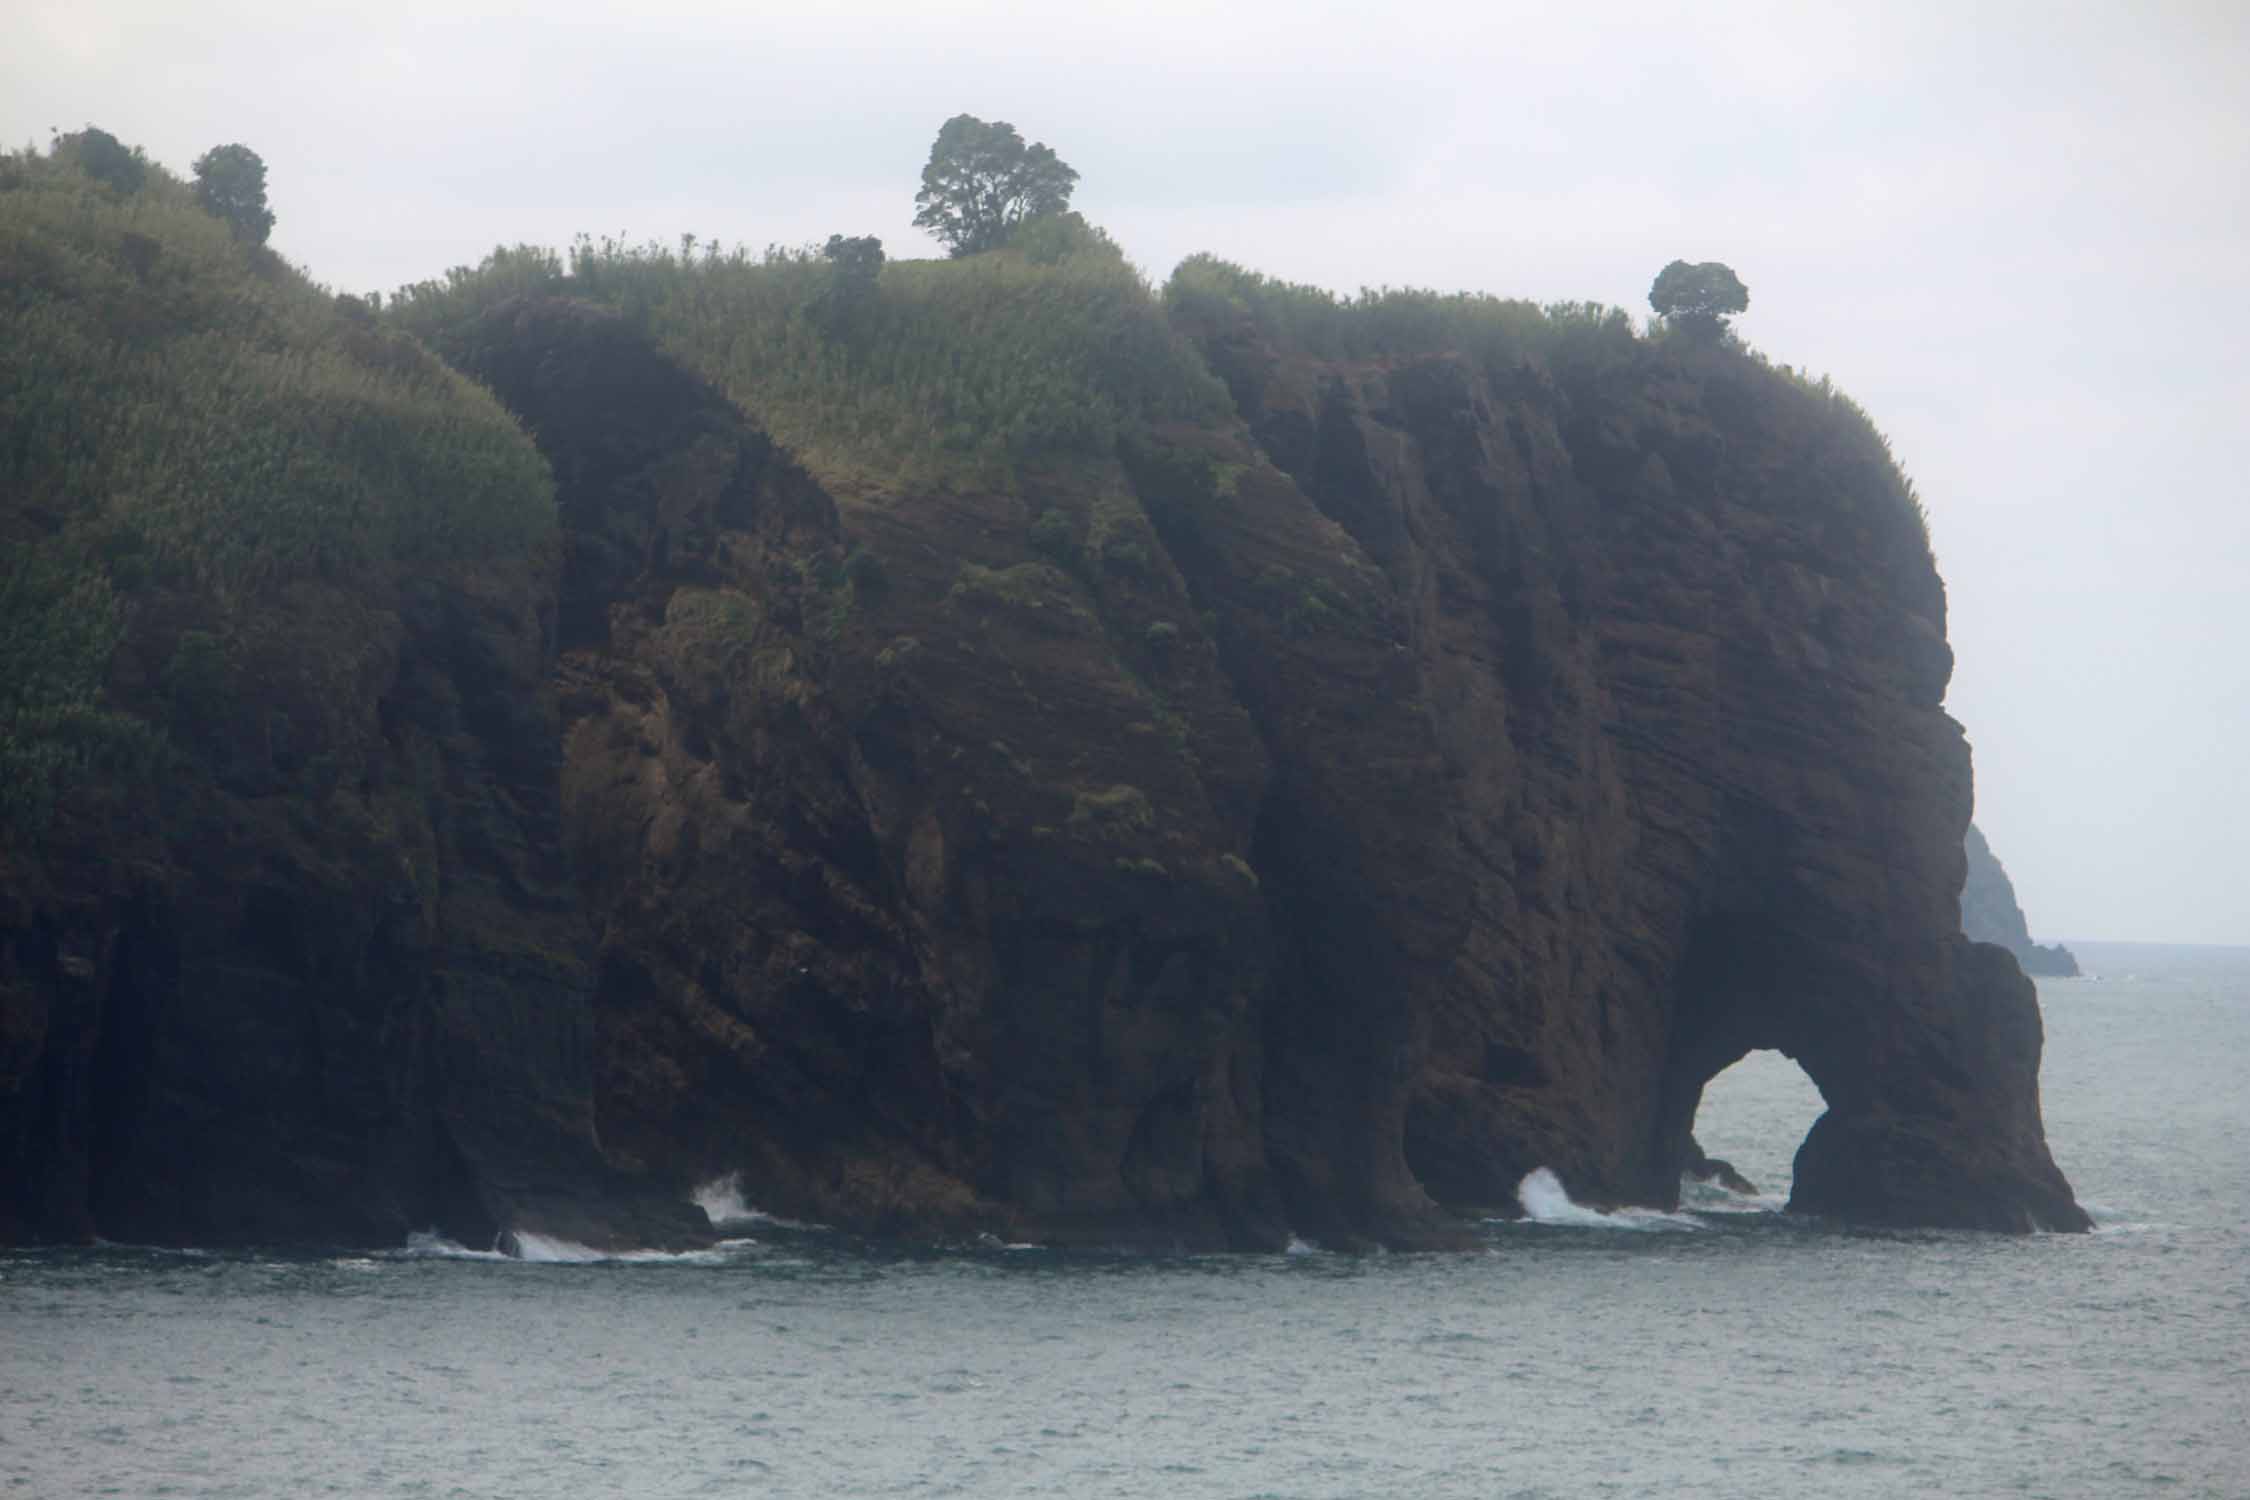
398,1228 -> 738,1265
690,1172 -> 825,1232
1513,1167 -> 1703,1231
400,1230 -> 509,1261
1679,1176 -> 1789,1215
502,1230 -> 736,1265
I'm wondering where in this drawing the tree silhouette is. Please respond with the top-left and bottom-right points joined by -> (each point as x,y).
192,144 -> 275,245
912,115 -> 1078,258
53,126 -> 144,195
1649,260 -> 1748,341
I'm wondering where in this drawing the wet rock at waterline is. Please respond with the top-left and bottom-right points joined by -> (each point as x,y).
0,249 -> 2089,1246
1684,1136 -> 1759,1197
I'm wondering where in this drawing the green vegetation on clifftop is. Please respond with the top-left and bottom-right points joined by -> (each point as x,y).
391,224 -> 1231,493
1165,252 -> 1636,367
0,141 -> 554,834
1165,253 -> 1929,555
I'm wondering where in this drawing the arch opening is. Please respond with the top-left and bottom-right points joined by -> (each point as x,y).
1684,1049 -> 1825,1205
1650,911 -> 1860,1210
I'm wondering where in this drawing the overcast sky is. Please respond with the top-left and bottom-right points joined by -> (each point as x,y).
9,1 -> 2245,944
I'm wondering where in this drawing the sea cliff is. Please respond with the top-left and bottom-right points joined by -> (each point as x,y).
0,156 -> 2089,1248
1963,824 -> 2081,977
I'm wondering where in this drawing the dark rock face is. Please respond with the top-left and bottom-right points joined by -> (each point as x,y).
1,295 -> 2089,1247
1173,315 -> 2086,1236
1962,823 -> 2081,977
0,519 -> 706,1250
431,298 -> 1287,1246
1684,1136 -> 1758,1196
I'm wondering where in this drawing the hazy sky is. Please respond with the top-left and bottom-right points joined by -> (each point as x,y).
9,1 -> 2245,944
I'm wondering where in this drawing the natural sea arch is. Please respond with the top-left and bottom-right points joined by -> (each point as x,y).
1688,1050 -> 1826,1198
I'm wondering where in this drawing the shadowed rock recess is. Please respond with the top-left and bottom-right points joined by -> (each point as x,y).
0,235 -> 2089,1246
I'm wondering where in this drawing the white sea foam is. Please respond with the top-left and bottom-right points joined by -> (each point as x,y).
507,1229 -> 740,1265
1514,1167 -> 1703,1231
400,1230 -> 508,1261
690,1173 -> 755,1226
1680,1176 -> 1789,1215
2080,1200 -> 2164,1235
1283,1235 -> 1322,1256
90,1239 -> 213,1257
398,1228 -> 734,1265
500,1229 -> 610,1263
971,1232 -> 1042,1251
690,1172 -> 824,1231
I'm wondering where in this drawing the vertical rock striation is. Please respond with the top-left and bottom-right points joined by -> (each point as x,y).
1167,307 -> 2086,1235
2,277 -> 2088,1247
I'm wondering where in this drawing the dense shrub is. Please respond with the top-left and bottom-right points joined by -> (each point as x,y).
1745,357 -> 1933,552
1163,254 -> 1612,372
50,126 -> 145,195
0,553 -> 155,832
191,143 -> 275,245
393,229 -> 1230,491
0,138 -> 554,834
1163,254 -> 1926,553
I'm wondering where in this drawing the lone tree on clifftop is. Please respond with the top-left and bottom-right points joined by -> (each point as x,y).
816,233 -> 885,331
1649,260 -> 1749,342
52,126 -> 145,195
192,144 -> 274,245
913,114 -> 1078,258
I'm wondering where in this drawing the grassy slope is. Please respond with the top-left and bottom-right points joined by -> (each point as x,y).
389,229 -> 1236,494
0,145 -> 554,836
1166,253 -> 1932,553
1,136 -> 1933,835
387,235 -> 1924,558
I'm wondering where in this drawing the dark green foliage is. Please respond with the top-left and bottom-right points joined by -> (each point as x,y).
823,233 -> 885,283
4,147 -> 552,584
1166,253 -> 1921,556
0,553 -> 157,833
52,126 -> 145,195
394,232 -> 1228,491
1649,260 -> 1749,341
191,143 -> 274,245
162,629 -> 235,732
0,137 -> 554,833
1008,211 -> 1122,267
1027,508 -> 1083,571
1101,538 -> 1151,577
817,234 -> 884,333
1745,357 -> 1932,555
841,545 -> 888,595
1116,429 -> 1252,538
390,242 -> 566,337
1165,254 -> 1633,374
913,115 -> 1079,258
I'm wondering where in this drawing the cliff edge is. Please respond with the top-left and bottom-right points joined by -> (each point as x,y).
1962,824 -> 2081,977
1,166 -> 2089,1247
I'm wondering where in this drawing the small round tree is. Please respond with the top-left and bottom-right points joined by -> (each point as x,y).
912,115 -> 1078,258
816,233 -> 885,333
54,126 -> 145,195
822,233 -> 885,286
1649,260 -> 1748,342
192,144 -> 274,245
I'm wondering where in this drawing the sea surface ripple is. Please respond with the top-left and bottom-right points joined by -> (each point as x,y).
3,940 -> 2244,1498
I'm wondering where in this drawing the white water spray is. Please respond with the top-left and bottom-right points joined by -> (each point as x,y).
1514,1167 -> 1703,1231
690,1172 -> 823,1231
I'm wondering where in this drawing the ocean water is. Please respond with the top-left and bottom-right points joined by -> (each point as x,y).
4,941 -> 2244,1498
